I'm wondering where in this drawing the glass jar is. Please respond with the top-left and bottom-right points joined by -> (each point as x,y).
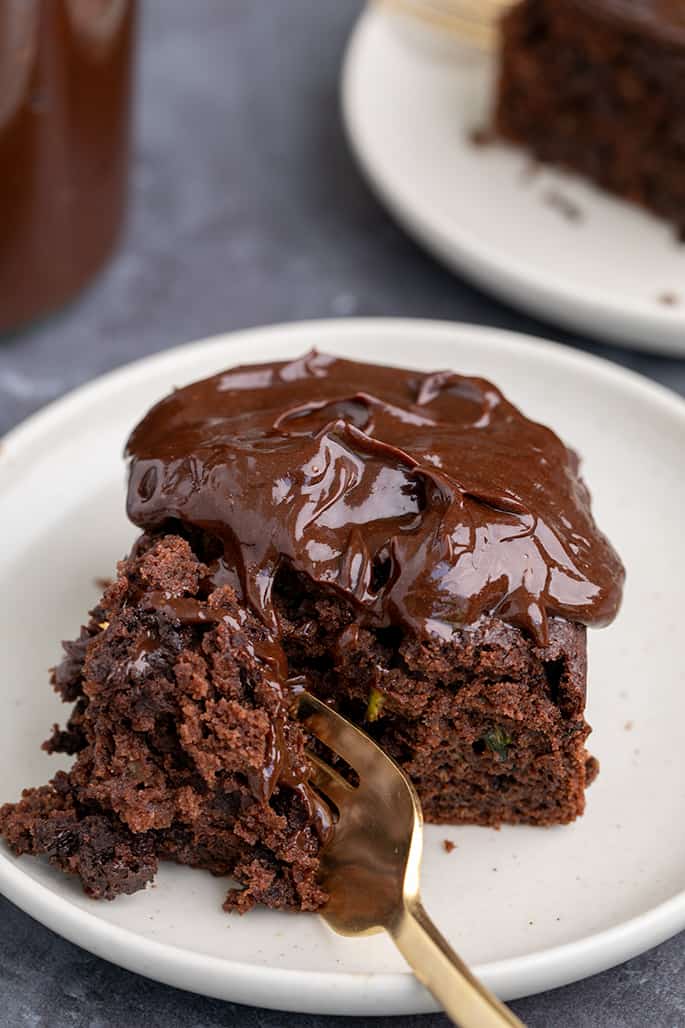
0,0 -> 136,334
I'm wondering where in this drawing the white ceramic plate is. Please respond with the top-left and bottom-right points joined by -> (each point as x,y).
1,319 -> 684,1016
342,8 -> 685,356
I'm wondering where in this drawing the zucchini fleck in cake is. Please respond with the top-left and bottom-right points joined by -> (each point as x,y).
495,0 -> 685,234
0,352 -> 625,912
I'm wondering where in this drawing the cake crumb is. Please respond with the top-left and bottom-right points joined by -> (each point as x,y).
443,839 -> 456,853
624,720 -> 634,731
658,291 -> 680,307
544,189 -> 583,223
469,126 -> 494,146
94,576 -> 113,589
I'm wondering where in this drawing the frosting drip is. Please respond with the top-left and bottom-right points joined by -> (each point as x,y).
127,352 -> 624,648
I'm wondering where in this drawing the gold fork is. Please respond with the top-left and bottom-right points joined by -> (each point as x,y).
298,691 -> 525,1028
377,0 -> 516,50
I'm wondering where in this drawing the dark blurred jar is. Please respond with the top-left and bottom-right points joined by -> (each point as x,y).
0,0 -> 136,334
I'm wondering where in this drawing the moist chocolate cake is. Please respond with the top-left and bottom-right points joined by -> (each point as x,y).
0,352 -> 624,912
494,0 -> 685,234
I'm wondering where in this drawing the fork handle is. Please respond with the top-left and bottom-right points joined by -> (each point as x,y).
389,899 -> 525,1027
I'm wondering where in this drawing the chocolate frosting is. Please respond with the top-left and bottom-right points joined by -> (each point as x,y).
126,352 -> 624,648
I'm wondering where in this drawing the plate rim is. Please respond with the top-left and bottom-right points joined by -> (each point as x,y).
341,7 -> 685,357
2,316 -> 685,1015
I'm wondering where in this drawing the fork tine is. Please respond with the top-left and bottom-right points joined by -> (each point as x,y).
297,691 -> 369,770
307,752 -> 355,808
297,690 -> 407,787
298,691 -> 522,1025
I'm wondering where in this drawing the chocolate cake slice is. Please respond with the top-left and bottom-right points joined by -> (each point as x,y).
494,0 -> 685,234
0,352 -> 624,912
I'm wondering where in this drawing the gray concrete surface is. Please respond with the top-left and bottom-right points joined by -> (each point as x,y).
1,3 -> 684,1025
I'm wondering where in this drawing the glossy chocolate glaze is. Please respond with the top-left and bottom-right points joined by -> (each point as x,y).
132,577 -> 333,837
127,351 -> 624,647
126,351 -> 624,825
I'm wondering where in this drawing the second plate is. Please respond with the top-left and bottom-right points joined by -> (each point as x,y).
342,7 -> 685,356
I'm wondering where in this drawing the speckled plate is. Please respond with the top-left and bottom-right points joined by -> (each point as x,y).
1,319 -> 684,1016
342,7 -> 685,356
